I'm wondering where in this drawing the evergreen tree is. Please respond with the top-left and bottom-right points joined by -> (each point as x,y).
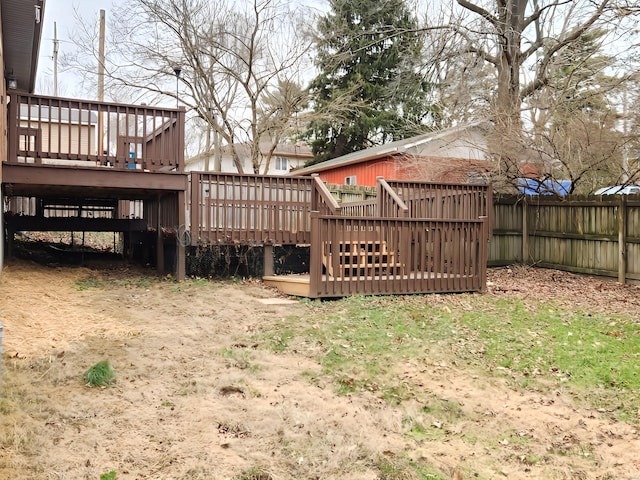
305,0 -> 437,163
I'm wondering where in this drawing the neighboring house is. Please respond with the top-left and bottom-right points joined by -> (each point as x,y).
186,141 -> 312,175
289,122 -> 494,187
19,104 -> 98,163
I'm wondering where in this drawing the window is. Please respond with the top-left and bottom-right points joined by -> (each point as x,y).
344,175 -> 357,186
275,157 -> 288,171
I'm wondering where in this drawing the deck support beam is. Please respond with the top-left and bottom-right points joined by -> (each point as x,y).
176,190 -> 186,281
156,194 -> 165,275
263,244 -> 274,276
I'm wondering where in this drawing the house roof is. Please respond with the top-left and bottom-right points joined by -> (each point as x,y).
2,0 -> 46,93
226,141 -> 312,159
20,104 -> 99,124
289,122 -> 492,176
186,141 -> 312,166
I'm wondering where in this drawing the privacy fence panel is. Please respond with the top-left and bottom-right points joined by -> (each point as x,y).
490,196 -> 640,282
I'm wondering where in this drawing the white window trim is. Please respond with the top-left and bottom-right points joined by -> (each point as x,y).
275,157 -> 288,171
345,175 -> 357,186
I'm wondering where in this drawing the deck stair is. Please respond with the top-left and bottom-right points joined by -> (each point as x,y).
323,239 -> 403,278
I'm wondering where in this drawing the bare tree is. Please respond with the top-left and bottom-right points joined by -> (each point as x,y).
421,0 -> 640,190
63,0 -> 314,174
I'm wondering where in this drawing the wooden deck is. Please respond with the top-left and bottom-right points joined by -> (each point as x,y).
263,274 -> 312,297
263,270 -> 484,298
2,93 -> 188,279
2,106 -> 491,293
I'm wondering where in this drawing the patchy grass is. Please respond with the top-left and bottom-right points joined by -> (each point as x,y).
374,455 -> 448,479
75,276 -> 105,290
222,347 -> 259,372
231,467 -> 272,480
262,294 -> 640,422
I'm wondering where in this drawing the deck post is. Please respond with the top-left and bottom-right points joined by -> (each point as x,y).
176,190 -> 186,281
7,94 -> 17,164
308,212 -> 321,298
0,186 -> 4,266
263,244 -> 274,276
156,195 -> 165,275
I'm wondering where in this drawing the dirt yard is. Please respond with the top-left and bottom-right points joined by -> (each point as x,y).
1,258 -> 639,479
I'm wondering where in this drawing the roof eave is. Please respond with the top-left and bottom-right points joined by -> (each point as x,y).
2,0 -> 46,93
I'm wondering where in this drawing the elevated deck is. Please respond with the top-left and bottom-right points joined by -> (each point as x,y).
2,93 -> 188,279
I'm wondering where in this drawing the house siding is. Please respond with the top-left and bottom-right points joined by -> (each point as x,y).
186,154 -> 308,175
317,158 -> 397,187
0,21 -> 5,183
0,20 -> 4,272
396,155 -> 493,184
19,122 -> 97,156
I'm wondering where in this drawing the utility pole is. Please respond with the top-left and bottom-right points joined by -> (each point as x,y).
204,111 -> 211,171
53,22 -> 59,96
214,121 -> 222,171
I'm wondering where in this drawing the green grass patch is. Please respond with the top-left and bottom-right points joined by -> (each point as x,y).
461,299 -> 640,390
83,360 -> 115,387
268,329 -> 295,353
421,397 -> 464,422
261,294 -> 640,419
222,347 -> 259,372
232,466 -> 272,480
75,276 -> 104,290
374,455 -> 447,479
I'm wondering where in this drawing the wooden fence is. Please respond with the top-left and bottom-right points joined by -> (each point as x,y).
489,195 -> 640,282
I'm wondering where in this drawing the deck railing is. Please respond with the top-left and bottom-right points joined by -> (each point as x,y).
308,214 -> 488,298
310,174 -> 341,215
335,178 -> 408,217
189,172 -> 314,245
387,180 -> 491,219
7,93 -> 185,172
339,199 -> 377,216
376,177 -> 409,217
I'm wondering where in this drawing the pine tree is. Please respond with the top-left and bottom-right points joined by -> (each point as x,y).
305,0 -> 438,163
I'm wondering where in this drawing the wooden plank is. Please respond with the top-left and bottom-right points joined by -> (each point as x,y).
262,275 -> 311,297
6,216 -> 147,232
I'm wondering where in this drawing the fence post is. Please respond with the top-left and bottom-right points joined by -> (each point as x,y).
521,197 -> 529,264
618,195 -> 627,284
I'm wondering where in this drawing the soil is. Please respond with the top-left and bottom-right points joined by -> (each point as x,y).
1,258 -> 639,480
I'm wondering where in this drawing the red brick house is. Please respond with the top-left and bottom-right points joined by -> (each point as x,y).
290,122 -> 493,186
